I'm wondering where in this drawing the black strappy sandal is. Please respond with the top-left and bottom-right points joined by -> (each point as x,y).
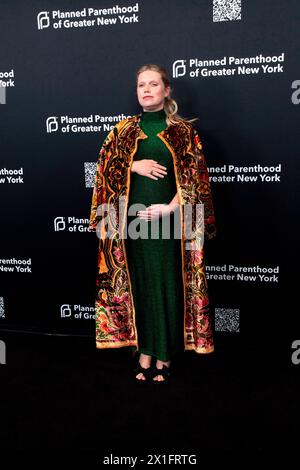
152,364 -> 171,384
134,363 -> 153,382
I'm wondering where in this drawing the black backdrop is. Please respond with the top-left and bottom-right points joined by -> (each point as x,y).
0,0 -> 298,356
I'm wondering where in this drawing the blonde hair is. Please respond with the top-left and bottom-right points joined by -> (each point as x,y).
136,64 -> 198,126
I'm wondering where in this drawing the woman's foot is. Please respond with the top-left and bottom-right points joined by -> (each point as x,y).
153,359 -> 171,382
135,353 -> 152,381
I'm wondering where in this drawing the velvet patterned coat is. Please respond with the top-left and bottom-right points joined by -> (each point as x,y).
89,113 -> 217,354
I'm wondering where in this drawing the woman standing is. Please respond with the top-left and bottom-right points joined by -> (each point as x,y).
89,64 -> 216,384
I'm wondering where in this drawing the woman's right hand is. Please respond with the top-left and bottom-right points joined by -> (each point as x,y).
131,159 -> 167,180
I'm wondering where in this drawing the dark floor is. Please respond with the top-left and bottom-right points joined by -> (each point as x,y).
0,331 -> 299,457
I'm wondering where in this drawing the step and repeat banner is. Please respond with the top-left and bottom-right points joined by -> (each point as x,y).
0,0 -> 298,353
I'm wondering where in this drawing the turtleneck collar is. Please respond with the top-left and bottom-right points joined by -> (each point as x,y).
141,108 -> 166,122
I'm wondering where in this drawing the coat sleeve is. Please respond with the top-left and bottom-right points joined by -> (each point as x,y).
88,126 -> 118,232
192,128 -> 217,240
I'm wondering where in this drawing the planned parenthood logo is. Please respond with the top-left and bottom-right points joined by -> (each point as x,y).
37,11 -> 50,29
54,217 -> 89,233
172,53 -> 285,79
37,4 -> 140,30
46,117 -> 59,133
172,60 -> 186,78
60,304 -> 95,320
46,114 -> 130,134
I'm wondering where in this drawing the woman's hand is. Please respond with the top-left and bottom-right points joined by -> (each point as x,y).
131,160 -> 167,180
137,203 -> 177,221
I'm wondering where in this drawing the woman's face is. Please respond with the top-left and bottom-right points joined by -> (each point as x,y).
137,70 -> 170,111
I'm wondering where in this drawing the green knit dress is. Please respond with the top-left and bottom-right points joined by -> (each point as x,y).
125,109 -> 184,361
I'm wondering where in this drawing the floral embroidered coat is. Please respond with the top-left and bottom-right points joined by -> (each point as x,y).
89,113 -> 217,354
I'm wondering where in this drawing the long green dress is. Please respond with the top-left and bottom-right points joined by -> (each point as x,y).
125,109 -> 184,361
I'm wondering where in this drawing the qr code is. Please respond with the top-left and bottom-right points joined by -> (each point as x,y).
213,0 -> 242,22
84,162 -> 97,188
215,307 -> 240,332
0,297 -> 5,319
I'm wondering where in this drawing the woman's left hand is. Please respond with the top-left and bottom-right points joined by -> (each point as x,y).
137,203 -> 174,221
